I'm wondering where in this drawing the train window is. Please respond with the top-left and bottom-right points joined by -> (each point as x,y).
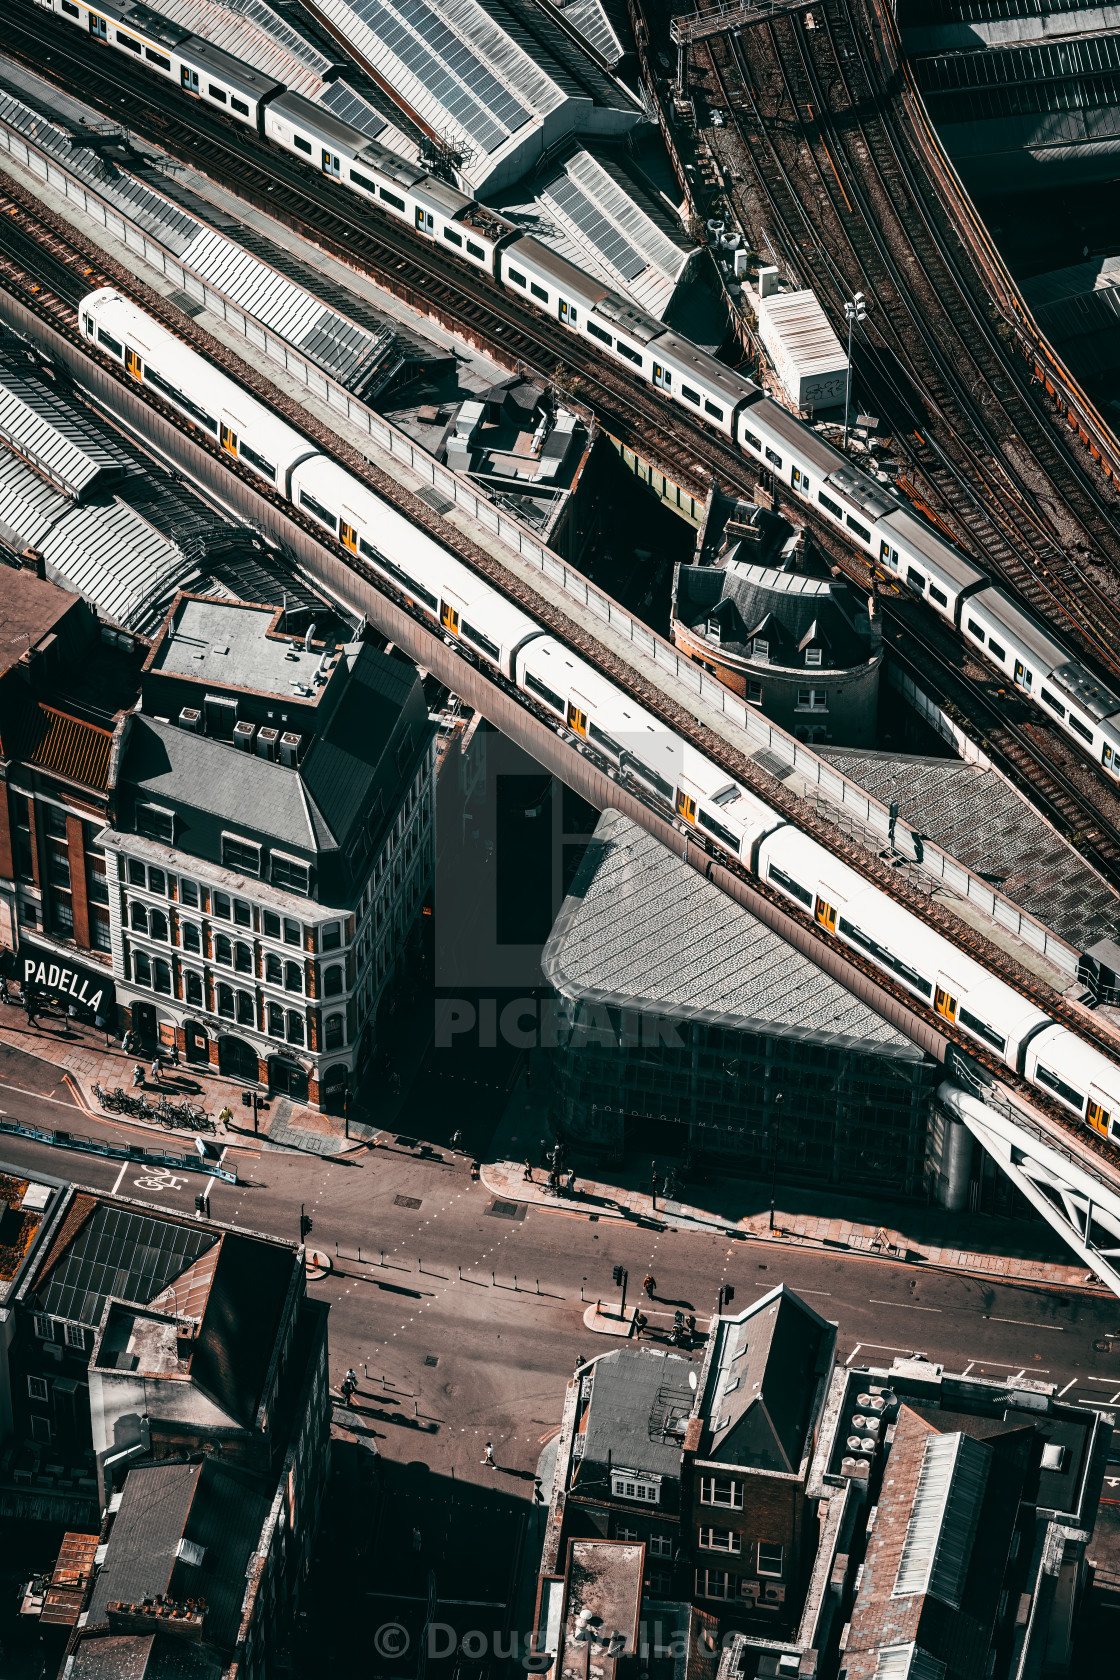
837,916 -> 932,998
617,343 -> 642,365
767,864 -> 813,909
587,322 -> 613,346
298,488 -> 336,530
531,282 -> 549,302
1035,1064 -> 1084,1111
682,384 -> 701,405
988,638 -> 1006,661
461,620 -> 500,661
744,430 -> 761,451
97,327 -> 123,357
764,447 -> 781,467
444,228 -> 463,248
966,620 -> 985,641
906,566 -> 924,590
622,755 -> 674,800
847,516 -> 871,543
819,491 -> 843,519
588,721 -> 623,758
508,268 -> 527,288
117,31 -> 141,52
239,441 -> 275,482
62,0 -> 80,12
146,47 -> 171,68
144,367 -> 217,433
231,98 -> 249,116
378,185 -> 406,211
676,790 -> 697,823
698,808 -> 740,852
1041,689 -> 1066,718
957,1007 -> 1005,1053
208,85 -> 227,103
294,135 -> 312,154
929,585 -> 947,607
1069,713 -> 1093,743
362,542 -> 437,610
524,670 -> 565,714
705,400 -> 725,421
467,241 -> 485,259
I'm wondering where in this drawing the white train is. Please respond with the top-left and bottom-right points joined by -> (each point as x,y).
77,285 -> 1120,1145
38,0 -> 1120,785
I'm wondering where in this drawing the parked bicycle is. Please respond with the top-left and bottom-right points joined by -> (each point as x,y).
93,1082 -> 121,1112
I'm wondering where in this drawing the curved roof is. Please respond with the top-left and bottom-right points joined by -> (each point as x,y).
674,554 -> 870,672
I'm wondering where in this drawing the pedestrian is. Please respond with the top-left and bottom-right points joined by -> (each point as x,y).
482,1441 -> 495,1467
168,1042 -> 180,1068
151,1055 -> 162,1085
634,1311 -> 648,1338
523,1158 -> 533,1183
566,1166 -> 577,1196
25,987 -> 37,1027
450,1129 -> 463,1152
643,1273 -> 656,1300
218,1105 -> 233,1128
132,1063 -> 145,1088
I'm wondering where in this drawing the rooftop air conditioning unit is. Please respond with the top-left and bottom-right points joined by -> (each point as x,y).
256,727 -> 279,761
279,732 -> 302,768
179,708 -> 203,733
233,721 -> 257,753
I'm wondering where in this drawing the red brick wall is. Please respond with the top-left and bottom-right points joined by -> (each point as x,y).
66,816 -> 91,949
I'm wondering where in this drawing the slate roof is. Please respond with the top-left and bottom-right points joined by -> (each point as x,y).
841,1405 -> 1033,1680
701,1285 -> 834,1472
674,555 -> 869,670
542,811 -> 917,1053
0,364 -> 131,501
574,1347 -> 697,1483
87,1459 -> 270,1653
189,1233 -> 296,1428
819,748 -> 1120,953
0,552 -> 79,680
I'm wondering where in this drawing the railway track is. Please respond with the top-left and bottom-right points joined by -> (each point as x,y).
4,181 -> 1120,1180
703,1 -> 1120,684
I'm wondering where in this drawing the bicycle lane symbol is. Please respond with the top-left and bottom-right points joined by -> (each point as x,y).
133,1169 -> 189,1192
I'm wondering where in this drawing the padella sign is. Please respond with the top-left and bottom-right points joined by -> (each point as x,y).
22,953 -> 107,1015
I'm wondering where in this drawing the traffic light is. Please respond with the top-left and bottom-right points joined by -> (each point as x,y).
194,1193 -> 209,1218
299,1206 -> 313,1241
612,1265 -> 625,1286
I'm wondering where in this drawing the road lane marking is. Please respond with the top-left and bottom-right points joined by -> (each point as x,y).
847,1341 -> 914,1365
964,1359 -> 1049,1372
1059,1379 -> 1078,1396
961,1361 -> 974,1376
984,1317 -> 1065,1331
800,1289 -> 832,1296
110,1160 -> 129,1196
869,1298 -> 942,1312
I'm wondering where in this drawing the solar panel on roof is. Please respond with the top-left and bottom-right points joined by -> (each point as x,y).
318,79 -> 388,140
39,1206 -> 218,1328
404,0 -> 528,131
547,175 -> 645,282
347,0 -> 517,154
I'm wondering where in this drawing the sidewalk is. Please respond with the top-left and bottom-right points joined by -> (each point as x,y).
481,1070 -> 1109,1296
0,1007 -> 364,1158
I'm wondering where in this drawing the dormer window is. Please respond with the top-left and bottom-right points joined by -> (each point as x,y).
612,1471 -> 661,1504
706,618 -> 721,645
752,639 -> 769,663
805,647 -> 822,667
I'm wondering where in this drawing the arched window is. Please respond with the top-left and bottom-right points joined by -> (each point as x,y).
149,909 -> 168,943
183,922 -> 201,954
130,902 -> 147,934
268,1002 -> 284,1037
217,983 -> 235,1019
235,941 -> 253,973
153,958 -> 172,994
324,1013 -> 344,1049
185,970 -> 203,1006
284,961 -> 302,993
286,1011 -> 305,1045
133,950 -> 151,986
266,953 -> 282,986
237,990 -> 255,1026
323,965 -> 344,998
215,934 -> 232,967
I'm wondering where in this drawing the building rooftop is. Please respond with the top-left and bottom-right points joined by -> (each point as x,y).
699,1284 -> 836,1472
542,811 -> 918,1054
573,1346 -> 698,1485
147,598 -> 339,703
0,363 -> 132,501
0,564 -> 80,681
673,554 -> 872,672
561,1540 -> 643,1677
818,748 -> 1120,954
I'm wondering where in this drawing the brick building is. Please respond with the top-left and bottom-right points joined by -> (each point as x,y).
684,1285 -> 837,1619
101,594 -> 435,1109
0,564 -> 143,1009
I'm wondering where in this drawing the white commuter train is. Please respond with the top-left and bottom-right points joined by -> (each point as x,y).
36,0 -> 1120,784
77,285 -> 1120,1145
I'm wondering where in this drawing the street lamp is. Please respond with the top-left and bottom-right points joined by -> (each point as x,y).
843,292 -> 867,451
768,1091 -> 784,1232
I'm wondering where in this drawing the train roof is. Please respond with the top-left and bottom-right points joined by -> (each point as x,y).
746,399 -> 846,475
878,506 -> 987,590
826,464 -> 900,524
1027,1023 -> 1120,1102
504,236 -> 609,306
412,177 -> 476,219
267,88 -> 372,150
118,2 -> 190,49
1050,660 -> 1120,723
654,332 -> 759,406
593,293 -> 664,348
178,35 -> 284,100
966,585 -> 1069,672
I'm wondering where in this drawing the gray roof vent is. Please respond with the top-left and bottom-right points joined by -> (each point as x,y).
179,708 -> 202,733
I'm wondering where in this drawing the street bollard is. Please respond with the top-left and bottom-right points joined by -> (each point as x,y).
536,1280 -> 539,1294
458,1265 -> 462,1280
492,1271 -> 495,1286
418,1258 -> 422,1274
357,1246 -> 361,1262
380,1250 -> 385,1266
514,1276 -> 517,1291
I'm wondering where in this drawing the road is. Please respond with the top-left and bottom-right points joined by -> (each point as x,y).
3,1056 -> 1120,1488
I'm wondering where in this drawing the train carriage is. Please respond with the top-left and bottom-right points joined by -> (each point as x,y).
1024,1025 -> 1120,1142
673,745 -> 782,864
499,238 -> 609,334
739,397 -> 846,505
648,329 -> 757,438
875,506 -> 987,623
